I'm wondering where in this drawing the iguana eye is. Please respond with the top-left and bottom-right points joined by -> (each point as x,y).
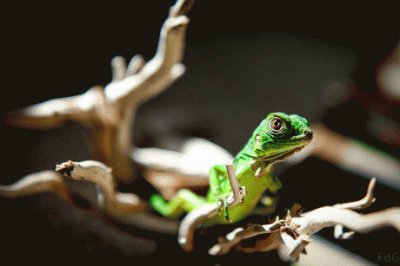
270,117 -> 283,131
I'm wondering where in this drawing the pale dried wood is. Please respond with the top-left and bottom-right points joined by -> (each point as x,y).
4,0 -> 194,183
209,178 -> 400,261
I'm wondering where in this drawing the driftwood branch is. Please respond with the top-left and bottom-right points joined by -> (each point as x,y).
288,125 -> 400,189
104,0 -> 193,105
133,137 -> 233,199
333,177 -> 376,210
209,178 -> 400,261
0,160 -> 179,234
4,0 -> 194,183
0,170 -> 70,201
178,203 -> 220,252
55,160 -> 146,215
54,160 -> 179,233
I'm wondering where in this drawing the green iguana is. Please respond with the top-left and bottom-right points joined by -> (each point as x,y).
150,112 -> 312,225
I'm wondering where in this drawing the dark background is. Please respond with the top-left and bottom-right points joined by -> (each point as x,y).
0,1 -> 399,265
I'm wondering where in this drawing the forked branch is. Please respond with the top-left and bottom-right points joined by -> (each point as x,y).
0,160 -> 180,234
55,160 -> 147,215
209,178 -> 400,261
4,0 -> 194,183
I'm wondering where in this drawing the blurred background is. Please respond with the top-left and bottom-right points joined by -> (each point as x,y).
0,1 -> 399,265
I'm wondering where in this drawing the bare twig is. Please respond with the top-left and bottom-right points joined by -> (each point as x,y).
288,125 -> 400,190
55,160 -> 147,215
133,138 -> 233,177
104,0 -> 193,105
333,177 -> 376,210
4,0 -> 195,183
333,225 -> 355,239
126,55 -> 145,76
53,160 -> 178,234
293,206 -> 400,236
142,169 -> 208,200
209,178 -> 400,261
0,170 -> 70,201
281,231 -> 310,259
132,137 -> 233,198
178,203 -> 220,252
225,162 -> 246,206
209,222 -> 284,255
0,160 -> 180,234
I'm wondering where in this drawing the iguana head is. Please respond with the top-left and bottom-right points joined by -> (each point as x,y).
249,112 -> 312,163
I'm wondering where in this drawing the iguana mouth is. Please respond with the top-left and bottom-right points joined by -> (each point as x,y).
274,146 -> 305,162
261,142 -> 309,164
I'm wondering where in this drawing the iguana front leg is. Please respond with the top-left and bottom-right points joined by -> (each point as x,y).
207,164 -> 230,201
206,164 -> 232,220
208,164 -> 248,221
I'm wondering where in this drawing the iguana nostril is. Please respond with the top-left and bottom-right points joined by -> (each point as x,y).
304,130 -> 313,140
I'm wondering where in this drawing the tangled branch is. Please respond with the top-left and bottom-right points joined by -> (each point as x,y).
0,160 -> 178,234
4,0 -> 194,183
209,178 -> 400,261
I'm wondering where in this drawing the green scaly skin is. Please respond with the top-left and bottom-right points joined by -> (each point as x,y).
150,112 -> 313,226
